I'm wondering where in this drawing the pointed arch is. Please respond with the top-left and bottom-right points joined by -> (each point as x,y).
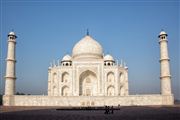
52,72 -> 57,83
61,85 -> 69,96
62,72 -> 69,82
79,70 -> 97,96
107,85 -> 115,96
119,72 -> 125,96
119,72 -> 124,83
107,72 -> 115,83
52,85 -> 58,96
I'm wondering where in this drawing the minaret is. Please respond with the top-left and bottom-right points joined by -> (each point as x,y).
158,30 -> 172,95
4,31 -> 17,95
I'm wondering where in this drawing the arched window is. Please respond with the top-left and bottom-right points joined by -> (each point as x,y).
119,72 -> 125,96
52,73 -> 57,83
61,86 -> 69,96
107,85 -> 115,96
119,72 -> 124,83
62,72 -> 69,82
79,70 -> 97,96
107,72 -> 114,83
52,85 -> 58,96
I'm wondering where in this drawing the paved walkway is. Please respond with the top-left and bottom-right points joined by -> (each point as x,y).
1,106 -> 180,120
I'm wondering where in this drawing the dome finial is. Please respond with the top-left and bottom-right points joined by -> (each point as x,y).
86,29 -> 89,36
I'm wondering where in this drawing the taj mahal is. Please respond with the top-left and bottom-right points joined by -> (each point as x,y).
3,30 -> 174,106
48,32 -> 129,97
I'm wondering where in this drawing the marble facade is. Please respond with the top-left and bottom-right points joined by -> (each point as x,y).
3,31 -> 174,106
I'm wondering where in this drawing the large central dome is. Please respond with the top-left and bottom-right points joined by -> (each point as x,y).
72,35 -> 103,59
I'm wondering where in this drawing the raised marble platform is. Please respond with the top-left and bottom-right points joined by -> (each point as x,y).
3,94 -> 174,106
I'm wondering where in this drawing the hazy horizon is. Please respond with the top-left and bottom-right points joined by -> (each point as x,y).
0,0 -> 179,99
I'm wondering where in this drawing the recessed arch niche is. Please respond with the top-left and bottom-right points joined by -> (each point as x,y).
79,70 -> 97,96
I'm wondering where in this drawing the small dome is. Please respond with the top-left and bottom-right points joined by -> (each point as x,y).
104,54 -> 114,61
62,54 -> 72,61
72,35 -> 103,59
8,31 -> 16,36
159,30 -> 168,37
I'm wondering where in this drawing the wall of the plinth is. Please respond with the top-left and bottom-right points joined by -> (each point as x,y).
3,94 -> 174,106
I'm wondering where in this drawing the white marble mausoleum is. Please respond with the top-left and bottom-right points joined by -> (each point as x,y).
3,31 -> 174,106
48,34 -> 129,97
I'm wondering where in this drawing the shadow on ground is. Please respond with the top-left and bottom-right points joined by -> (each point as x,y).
0,106 -> 180,120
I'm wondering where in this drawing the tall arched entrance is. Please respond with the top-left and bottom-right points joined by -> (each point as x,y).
79,70 -> 97,96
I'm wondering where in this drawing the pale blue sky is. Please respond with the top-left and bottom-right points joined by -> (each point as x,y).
0,0 -> 179,99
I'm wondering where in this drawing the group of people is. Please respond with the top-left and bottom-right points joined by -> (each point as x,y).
104,106 -> 114,114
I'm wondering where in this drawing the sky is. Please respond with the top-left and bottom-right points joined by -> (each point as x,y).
0,0 -> 179,99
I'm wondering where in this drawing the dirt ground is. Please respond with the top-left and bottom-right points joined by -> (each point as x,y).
0,105 -> 180,120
